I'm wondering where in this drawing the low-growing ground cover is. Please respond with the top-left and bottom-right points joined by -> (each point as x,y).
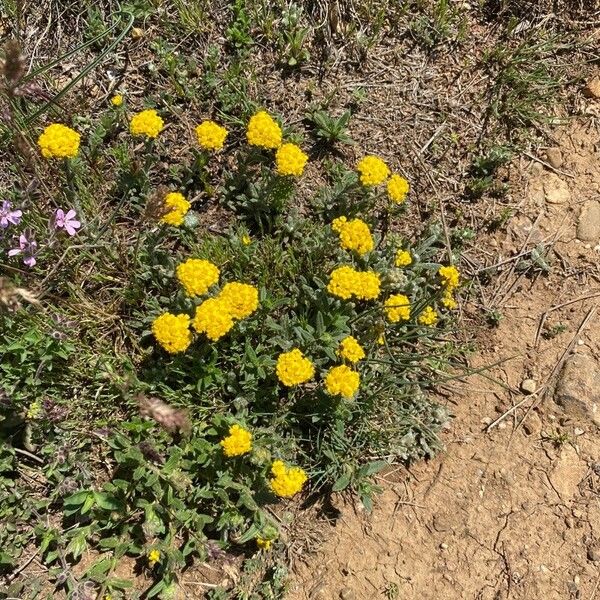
0,0 -> 597,598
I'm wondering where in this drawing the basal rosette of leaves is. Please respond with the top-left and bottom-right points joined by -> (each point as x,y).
1,103 -> 463,598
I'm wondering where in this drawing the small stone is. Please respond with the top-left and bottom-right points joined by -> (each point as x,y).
498,422 -> 507,429
339,589 -> 356,600
588,545 -> 600,562
543,173 -> 571,204
440,542 -> 449,549
555,354 -> 600,426
481,416 -> 492,425
545,148 -> 563,169
521,379 -> 537,395
574,427 -> 585,436
583,77 -> 600,99
131,27 -> 144,40
577,200 -> 600,243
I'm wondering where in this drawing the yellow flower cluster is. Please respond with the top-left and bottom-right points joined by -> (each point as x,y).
387,174 -> 410,204
256,537 -> 272,550
270,460 -> 307,497
325,365 -> 360,398
111,94 -> 123,107
193,298 -> 234,341
152,313 -> 192,353
37,123 -> 80,159
195,120 -> 228,151
385,294 -> 411,323
26,401 -> 42,420
418,305 -> 438,326
130,109 -> 164,139
327,266 -> 381,301
395,249 -> 412,267
276,348 -> 315,387
276,143 -> 308,176
356,155 -> 390,186
148,549 -> 160,567
246,111 -> 282,148
333,217 -> 374,256
161,192 -> 191,226
220,424 -> 253,457
439,265 -> 460,310
338,336 -> 365,363
176,258 -> 220,296
218,282 -> 259,320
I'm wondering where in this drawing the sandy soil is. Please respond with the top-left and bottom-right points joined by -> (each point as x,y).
289,119 -> 600,600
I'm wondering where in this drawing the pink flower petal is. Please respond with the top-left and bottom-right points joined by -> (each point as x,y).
65,209 -> 77,220
8,248 -> 21,256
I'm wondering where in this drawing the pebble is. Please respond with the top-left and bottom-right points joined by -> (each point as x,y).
440,542 -> 449,549
543,173 -> 571,204
520,379 -> 537,395
588,546 -> 600,562
574,428 -> 585,436
555,354 -> 600,426
339,589 -> 356,600
583,77 -> 600,99
545,148 -> 563,169
577,200 -> 600,243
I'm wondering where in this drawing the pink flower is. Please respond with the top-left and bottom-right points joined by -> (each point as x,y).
0,201 -> 22,229
8,232 -> 37,267
54,208 -> 81,236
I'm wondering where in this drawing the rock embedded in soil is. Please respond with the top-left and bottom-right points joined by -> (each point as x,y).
588,545 -> 600,562
583,77 -> 600,99
520,379 -> 537,395
545,148 -> 563,169
554,354 -> 600,426
339,589 -> 356,600
543,173 -> 571,204
577,200 -> 600,242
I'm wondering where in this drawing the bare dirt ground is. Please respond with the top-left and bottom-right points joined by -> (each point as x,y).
289,118 -> 600,600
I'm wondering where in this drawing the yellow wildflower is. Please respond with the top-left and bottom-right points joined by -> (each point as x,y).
192,298 -> 234,341
334,218 -> 374,256
130,109 -> 164,139
276,349 -> 315,387
220,424 -> 252,457
327,266 -> 381,301
441,290 -> 458,310
439,265 -> 460,290
385,294 -> 411,323
152,313 -> 192,353
161,192 -> 191,227
195,120 -> 228,150
338,336 -> 365,363
270,460 -> 307,498
111,94 -> 123,107
275,143 -> 308,176
356,155 -> 390,186
246,111 -> 282,148
256,537 -> 272,550
387,174 -> 410,204
217,282 -> 259,320
176,258 -> 220,296
26,401 -> 42,420
331,216 -> 347,233
418,306 -> 438,326
395,250 -> 412,267
37,124 -> 80,159
148,549 -> 160,567
325,365 -> 360,399
241,234 -> 251,246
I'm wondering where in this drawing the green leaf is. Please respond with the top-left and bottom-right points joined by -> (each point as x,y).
332,473 -> 351,492
94,492 -> 124,511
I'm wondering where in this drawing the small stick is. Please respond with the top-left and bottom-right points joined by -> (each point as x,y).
523,151 -> 575,179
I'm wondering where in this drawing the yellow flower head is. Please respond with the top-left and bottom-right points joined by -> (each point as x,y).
26,401 -> 42,420
161,192 -> 191,227
439,265 -> 460,290
324,365 -> 360,399
192,298 -> 234,341
148,549 -> 160,567
327,266 -> 381,301
152,313 -> 192,353
276,349 -> 315,387
338,336 -> 365,363
130,109 -> 164,139
246,111 -> 282,148
220,424 -> 252,457
334,217 -> 374,256
217,282 -> 259,320
418,306 -> 438,326
270,460 -> 307,498
241,234 -> 252,246
195,120 -> 228,150
385,294 -> 411,323
356,155 -> 390,186
176,258 -> 220,297
441,290 -> 458,310
395,249 -> 412,267
37,124 -> 80,159
387,174 -> 410,204
111,94 -> 123,107
256,537 -> 272,550
331,216 -> 347,233
275,143 -> 308,176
